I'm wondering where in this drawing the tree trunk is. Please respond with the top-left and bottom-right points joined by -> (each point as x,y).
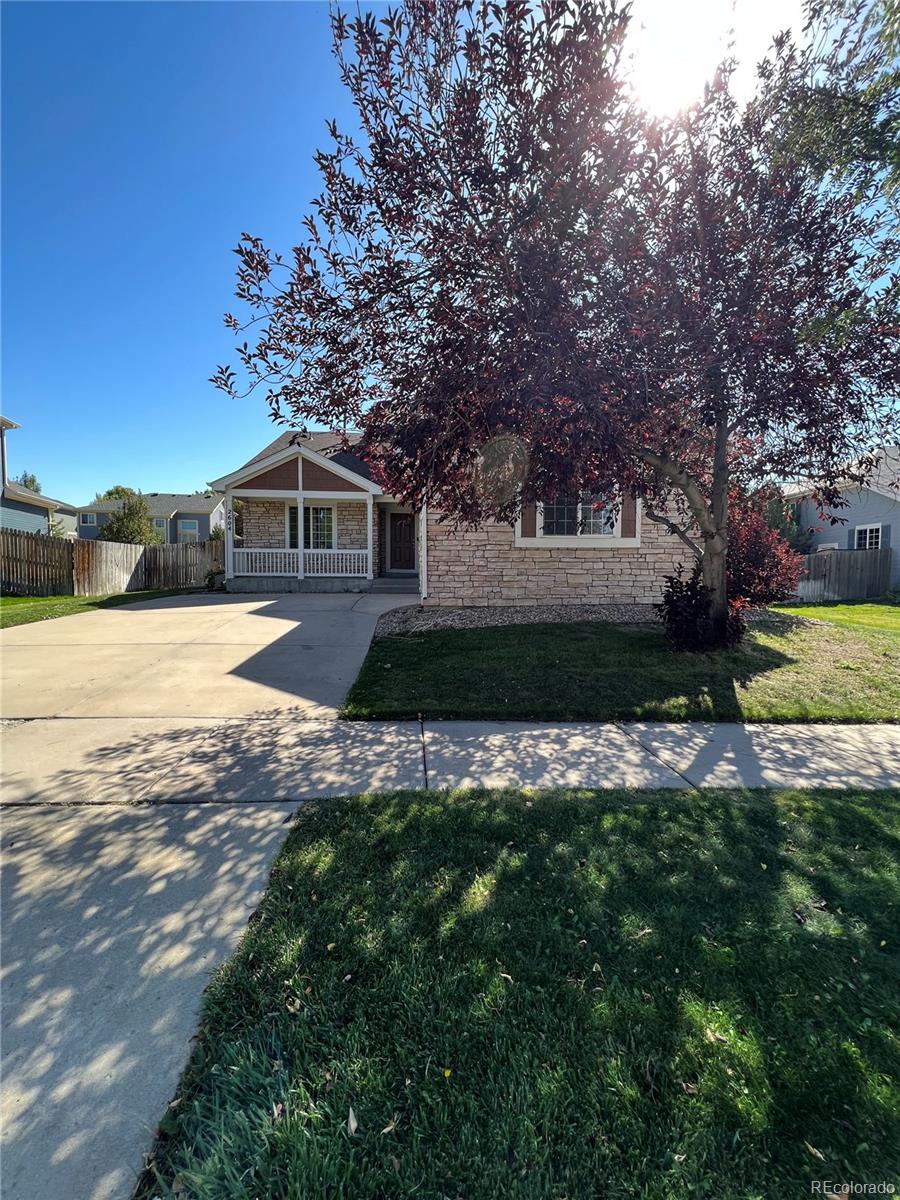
701,537 -> 729,647
701,417 -> 730,648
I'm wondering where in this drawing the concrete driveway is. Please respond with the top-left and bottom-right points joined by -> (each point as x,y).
0,801 -> 297,1200
0,591 -> 411,719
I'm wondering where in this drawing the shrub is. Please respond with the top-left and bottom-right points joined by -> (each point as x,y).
727,489 -> 804,605
97,494 -> 162,546
656,564 -> 746,651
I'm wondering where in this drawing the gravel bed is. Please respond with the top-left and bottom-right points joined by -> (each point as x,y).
373,602 -> 660,639
374,603 -> 824,640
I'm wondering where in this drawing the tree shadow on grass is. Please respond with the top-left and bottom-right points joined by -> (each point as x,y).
346,621 -> 798,722
137,787 -> 900,1200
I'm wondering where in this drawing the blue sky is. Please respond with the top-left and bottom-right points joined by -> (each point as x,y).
2,0 -> 803,506
2,1 -> 359,504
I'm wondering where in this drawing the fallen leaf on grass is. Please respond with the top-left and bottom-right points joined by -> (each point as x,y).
285,997 -> 302,1014
381,1114 -> 400,1134
804,1141 -> 825,1161
347,1107 -> 358,1136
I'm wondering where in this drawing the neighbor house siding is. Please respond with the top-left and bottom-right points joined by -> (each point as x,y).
798,490 -> 899,587
423,511 -> 689,607
0,497 -> 50,535
170,510 -> 222,543
77,513 -> 109,540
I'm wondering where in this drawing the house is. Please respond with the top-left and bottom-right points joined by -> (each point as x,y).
784,445 -> 899,589
209,431 -> 689,605
76,492 -> 225,543
0,415 -> 78,536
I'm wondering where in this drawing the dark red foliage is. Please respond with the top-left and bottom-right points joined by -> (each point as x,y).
726,489 -> 805,606
213,0 -> 899,647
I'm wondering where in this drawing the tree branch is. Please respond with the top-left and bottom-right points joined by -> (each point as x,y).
643,504 -> 702,558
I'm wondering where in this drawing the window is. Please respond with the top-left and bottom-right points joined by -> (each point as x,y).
177,518 -> 199,544
855,524 -> 881,550
541,494 -> 617,538
153,518 -> 168,537
304,505 -> 334,550
80,512 -> 97,526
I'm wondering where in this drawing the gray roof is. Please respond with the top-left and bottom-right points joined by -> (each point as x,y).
2,481 -> 75,513
784,445 -> 900,500
79,492 -> 224,516
234,430 -> 373,483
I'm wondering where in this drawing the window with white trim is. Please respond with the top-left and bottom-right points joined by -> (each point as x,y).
854,524 -> 881,550
80,512 -> 97,526
541,494 -> 617,537
153,517 -> 168,536
177,518 -> 199,544
304,505 -> 334,550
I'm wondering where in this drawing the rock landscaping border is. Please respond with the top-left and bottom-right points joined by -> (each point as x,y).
373,603 -> 822,640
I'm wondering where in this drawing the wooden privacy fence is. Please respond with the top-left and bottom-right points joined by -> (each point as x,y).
1,529 -> 224,597
795,546 -> 892,602
0,528 -> 74,596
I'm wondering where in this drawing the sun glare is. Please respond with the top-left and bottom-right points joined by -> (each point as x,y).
627,0 -> 806,115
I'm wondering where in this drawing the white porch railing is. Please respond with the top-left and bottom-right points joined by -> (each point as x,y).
233,548 -> 300,577
304,549 -> 368,577
232,547 -> 370,578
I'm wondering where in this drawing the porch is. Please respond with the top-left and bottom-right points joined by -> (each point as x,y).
225,496 -> 421,595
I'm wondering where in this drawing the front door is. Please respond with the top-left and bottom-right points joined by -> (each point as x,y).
389,513 -> 415,570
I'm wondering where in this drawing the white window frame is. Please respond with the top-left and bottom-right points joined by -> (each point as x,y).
304,504 -> 335,550
854,524 -> 881,550
80,512 -> 97,526
177,518 -> 200,544
514,497 -> 641,549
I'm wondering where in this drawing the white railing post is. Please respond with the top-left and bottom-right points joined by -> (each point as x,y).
225,492 -> 234,580
366,494 -> 374,580
297,457 -> 305,580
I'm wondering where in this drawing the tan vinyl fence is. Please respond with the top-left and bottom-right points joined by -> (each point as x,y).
1,529 -> 224,597
796,546 -> 892,602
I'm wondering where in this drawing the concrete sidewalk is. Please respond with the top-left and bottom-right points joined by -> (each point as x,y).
3,717 -> 899,802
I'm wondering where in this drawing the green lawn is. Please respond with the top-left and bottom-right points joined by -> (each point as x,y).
0,588 -> 201,629
342,619 -> 899,723
777,595 -> 900,634
136,787 -> 900,1200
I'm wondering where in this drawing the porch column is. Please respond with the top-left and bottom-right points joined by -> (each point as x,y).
366,494 -> 374,579
297,456 -> 304,579
225,490 -> 234,580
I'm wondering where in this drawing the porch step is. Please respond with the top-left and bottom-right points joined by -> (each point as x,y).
371,576 -> 420,594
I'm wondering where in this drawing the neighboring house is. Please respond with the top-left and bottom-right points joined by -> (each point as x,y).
0,415 -> 78,536
209,432 -> 688,604
784,445 -> 899,589
77,492 -> 225,543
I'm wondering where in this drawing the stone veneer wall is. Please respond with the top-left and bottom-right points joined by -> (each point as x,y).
240,499 -> 381,573
422,511 -> 690,607
241,500 -> 285,548
336,504 -> 367,549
